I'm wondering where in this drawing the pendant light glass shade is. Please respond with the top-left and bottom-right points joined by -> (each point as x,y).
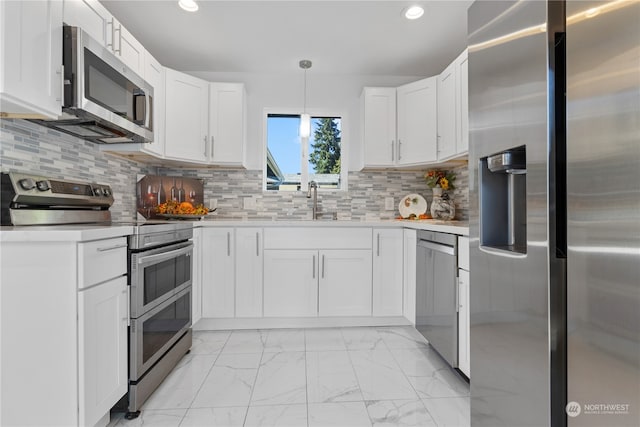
299,60 -> 312,138
300,113 -> 311,138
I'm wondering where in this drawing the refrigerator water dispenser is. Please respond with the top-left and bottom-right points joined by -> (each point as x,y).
479,146 -> 527,254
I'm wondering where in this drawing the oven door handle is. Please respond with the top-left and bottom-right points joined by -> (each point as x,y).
137,244 -> 193,266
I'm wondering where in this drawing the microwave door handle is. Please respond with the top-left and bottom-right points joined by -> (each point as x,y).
132,89 -> 147,126
144,90 -> 150,129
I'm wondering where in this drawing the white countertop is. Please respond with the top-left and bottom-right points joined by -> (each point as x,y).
195,218 -> 469,236
0,225 -> 134,242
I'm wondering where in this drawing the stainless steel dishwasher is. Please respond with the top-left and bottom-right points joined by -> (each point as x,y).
416,230 -> 458,367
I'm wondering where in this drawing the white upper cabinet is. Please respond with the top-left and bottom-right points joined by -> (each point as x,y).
63,0 -> 145,76
361,87 -> 397,167
397,77 -> 438,165
63,0 -> 112,47
437,49 -> 469,160
164,67 -> 209,163
143,52 -> 165,156
1,0 -> 63,119
113,18 -> 145,76
208,82 -> 246,166
437,60 -> 457,160
456,49 -> 469,154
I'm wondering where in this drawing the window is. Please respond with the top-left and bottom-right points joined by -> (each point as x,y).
265,113 -> 344,191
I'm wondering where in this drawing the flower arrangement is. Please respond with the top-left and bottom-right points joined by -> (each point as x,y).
424,170 -> 456,191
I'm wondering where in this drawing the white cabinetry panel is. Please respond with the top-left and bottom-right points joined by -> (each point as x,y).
361,87 -> 397,167
201,228 -> 235,318
263,250 -> 318,317
78,276 -> 128,427
209,82 -> 246,165
235,228 -> 263,317
318,250 -> 372,316
372,229 -> 404,316
1,0 -> 63,118
458,269 -> 470,377
397,77 -> 438,165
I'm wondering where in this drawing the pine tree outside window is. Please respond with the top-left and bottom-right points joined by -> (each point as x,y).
264,112 -> 345,192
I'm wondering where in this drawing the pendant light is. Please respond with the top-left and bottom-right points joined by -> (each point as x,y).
299,59 -> 312,138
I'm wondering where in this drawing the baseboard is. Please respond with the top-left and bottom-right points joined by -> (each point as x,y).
193,316 -> 412,331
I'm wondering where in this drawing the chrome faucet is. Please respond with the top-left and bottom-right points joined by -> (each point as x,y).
307,180 -> 318,220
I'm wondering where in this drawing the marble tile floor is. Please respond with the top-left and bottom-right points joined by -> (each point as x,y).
109,326 -> 469,427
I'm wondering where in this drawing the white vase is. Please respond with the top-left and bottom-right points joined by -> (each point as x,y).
430,187 -> 455,220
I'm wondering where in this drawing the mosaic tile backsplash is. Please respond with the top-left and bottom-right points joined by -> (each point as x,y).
159,165 -> 469,221
1,119 -> 469,222
0,119 -> 149,220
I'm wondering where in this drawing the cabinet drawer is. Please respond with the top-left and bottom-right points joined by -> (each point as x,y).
263,228 -> 372,250
458,236 -> 469,271
78,237 -> 127,289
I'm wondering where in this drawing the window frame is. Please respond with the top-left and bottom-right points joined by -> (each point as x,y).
262,107 -> 348,193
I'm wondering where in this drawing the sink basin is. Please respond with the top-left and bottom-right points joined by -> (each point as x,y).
315,212 -> 338,221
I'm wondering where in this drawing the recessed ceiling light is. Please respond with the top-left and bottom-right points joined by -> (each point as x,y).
404,5 -> 425,20
178,0 -> 198,12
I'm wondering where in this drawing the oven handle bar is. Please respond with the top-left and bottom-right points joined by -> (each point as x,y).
137,243 -> 193,265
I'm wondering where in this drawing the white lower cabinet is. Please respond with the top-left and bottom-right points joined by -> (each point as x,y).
458,268 -> 470,378
78,276 -> 128,427
1,234 -> 129,426
201,228 -> 235,318
372,229 -> 404,316
235,228 -> 263,317
403,229 -> 417,324
264,250 -> 318,317
318,249 -> 372,316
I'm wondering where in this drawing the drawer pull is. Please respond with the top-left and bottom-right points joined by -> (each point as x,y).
97,243 -> 127,252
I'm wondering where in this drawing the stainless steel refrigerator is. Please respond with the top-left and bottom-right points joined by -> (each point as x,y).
468,1 -> 640,426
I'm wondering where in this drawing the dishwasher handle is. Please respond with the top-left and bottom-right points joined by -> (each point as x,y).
417,239 -> 456,255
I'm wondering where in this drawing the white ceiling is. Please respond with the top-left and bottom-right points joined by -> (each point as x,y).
101,0 -> 473,77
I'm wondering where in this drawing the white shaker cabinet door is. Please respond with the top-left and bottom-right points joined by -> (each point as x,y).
113,19 -> 145,76
143,52 -> 165,156
209,82 -> 246,166
235,228 -> 263,317
164,68 -> 209,163
78,276 -> 128,427
63,0 -> 112,47
201,228 -> 235,318
456,49 -> 469,154
437,61 -> 457,160
1,0 -> 63,118
263,249 -> 318,317
397,76 -> 438,165
372,229 -> 404,316
362,87 -> 397,167
318,249 -> 372,316
191,228 -> 203,325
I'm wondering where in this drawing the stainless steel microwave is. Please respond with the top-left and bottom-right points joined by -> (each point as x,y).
32,25 -> 154,144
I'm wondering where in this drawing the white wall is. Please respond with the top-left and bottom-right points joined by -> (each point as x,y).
190,71 -> 425,171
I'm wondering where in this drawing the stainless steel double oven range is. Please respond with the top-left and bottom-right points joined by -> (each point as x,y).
125,221 -> 193,418
0,172 -> 193,419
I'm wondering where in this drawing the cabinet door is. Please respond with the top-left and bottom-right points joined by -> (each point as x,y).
235,228 -> 263,317
362,87 -> 397,167
63,0 -> 112,48
78,276 -> 128,427
437,61 -> 457,160
114,20 -> 145,77
191,228 -> 202,325
164,68 -> 209,162
201,228 -> 235,318
397,77 -> 438,165
264,250 -> 317,317
458,269 -> 470,377
372,229 -> 404,316
403,229 -> 417,324
209,82 -> 245,165
0,0 -> 62,118
456,50 -> 469,154
143,52 -> 165,156
319,250 -> 372,316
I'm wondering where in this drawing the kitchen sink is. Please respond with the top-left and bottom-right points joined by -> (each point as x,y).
315,211 -> 338,221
